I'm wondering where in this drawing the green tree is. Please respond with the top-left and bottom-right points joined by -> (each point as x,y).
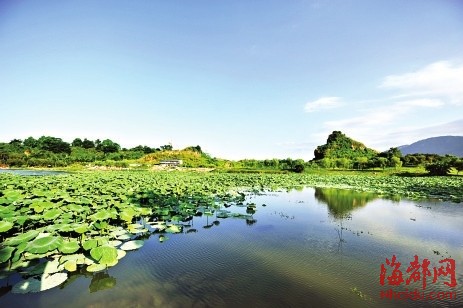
23,137 -> 38,148
37,136 -> 71,154
160,144 -> 173,151
377,157 -> 388,169
100,139 -> 120,154
453,159 -> 463,175
72,138 -> 83,147
425,161 -> 452,176
82,138 -> 95,149
355,157 -> 368,170
9,139 -> 23,148
390,156 -> 402,169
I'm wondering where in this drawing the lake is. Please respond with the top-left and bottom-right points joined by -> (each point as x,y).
1,187 -> 462,307
0,169 -> 67,176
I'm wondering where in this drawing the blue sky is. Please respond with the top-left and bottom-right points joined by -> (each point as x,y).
1,0 -> 462,160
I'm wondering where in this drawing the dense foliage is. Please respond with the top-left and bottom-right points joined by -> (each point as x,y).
314,131 -> 378,161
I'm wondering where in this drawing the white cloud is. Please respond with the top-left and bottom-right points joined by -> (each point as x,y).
304,96 -> 343,112
380,61 -> 463,105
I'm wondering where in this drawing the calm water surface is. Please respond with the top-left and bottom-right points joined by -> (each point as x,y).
0,169 -> 67,176
1,187 -> 462,307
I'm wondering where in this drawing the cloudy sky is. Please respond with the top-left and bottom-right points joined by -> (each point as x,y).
1,0 -> 462,159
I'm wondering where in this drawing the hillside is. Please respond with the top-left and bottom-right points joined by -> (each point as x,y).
139,149 -> 217,167
398,136 -> 463,157
313,131 -> 378,160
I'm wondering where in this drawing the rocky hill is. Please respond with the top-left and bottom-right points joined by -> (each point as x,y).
314,131 -> 378,160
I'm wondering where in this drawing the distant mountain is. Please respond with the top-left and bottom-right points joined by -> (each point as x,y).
398,136 -> 463,157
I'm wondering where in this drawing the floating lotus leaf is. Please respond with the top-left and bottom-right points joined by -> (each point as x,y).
24,251 -> 57,260
165,224 -> 182,234
27,260 -> 62,276
116,249 -> 126,259
116,234 -> 131,240
90,245 -> 118,266
12,273 -> 68,293
59,240 -> 80,254
0,220 -> 13,233
149,222 -> 166,231
82,238 -> 108,251
120,240 -> 144,251
159,235 -> 168,243
110,228 -> 128,237
0,246 -> 15,263
10,260 -> 31,270
63,260 -> 77,272
26,236 -> 64,254
109,240 -> 122,247
86,263 -> 106,273
60,253 -> 94,265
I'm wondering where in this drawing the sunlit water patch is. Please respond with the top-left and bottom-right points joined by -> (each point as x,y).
1,187 -> 462,307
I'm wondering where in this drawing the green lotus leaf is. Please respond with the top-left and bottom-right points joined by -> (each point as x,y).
116,249 -> 126,260
116,234 -> 131,240
11,242 -> 27,263
26,236 -> 64,254
159,234 -> 168,243
10,260 -> 31,270
86,263 -> 106,273
109,240 -> 122,247
91,210 -> 111,221
0,220 -> 13,233
73,223 -> 89,234
110,228 -> 128,237
0,246 -> 15,263
63,260 -> 77,272
12,273 -> 68,293
149,222 -> 166,231
90,245 -> 118,266
27,260 -> 63,276
43,209 -> 62,220
24,251 -> 56,260
4,190 -> 22,202
59,240 -> 80,254
119,240 -> 144,251
0,197 -> 10,205
60,253 -> 94,265
15,215 -> 28,226
82,237 -> 108,250
138,207 -> 152,216
120,209 -> 136,223
67,203 -> 84,212
165,224 -> 182,234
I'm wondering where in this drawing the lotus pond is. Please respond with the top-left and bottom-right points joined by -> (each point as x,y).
0,171 -> 462,307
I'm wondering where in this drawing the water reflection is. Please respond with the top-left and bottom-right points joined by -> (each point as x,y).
314,188 -> 377,218
89,272 -> 117,293
59,268 -> 117,294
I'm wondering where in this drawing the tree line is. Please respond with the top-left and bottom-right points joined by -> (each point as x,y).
0,136 -> 174,168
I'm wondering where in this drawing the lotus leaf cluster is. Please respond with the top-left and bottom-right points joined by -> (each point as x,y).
1,170 -> 462,293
